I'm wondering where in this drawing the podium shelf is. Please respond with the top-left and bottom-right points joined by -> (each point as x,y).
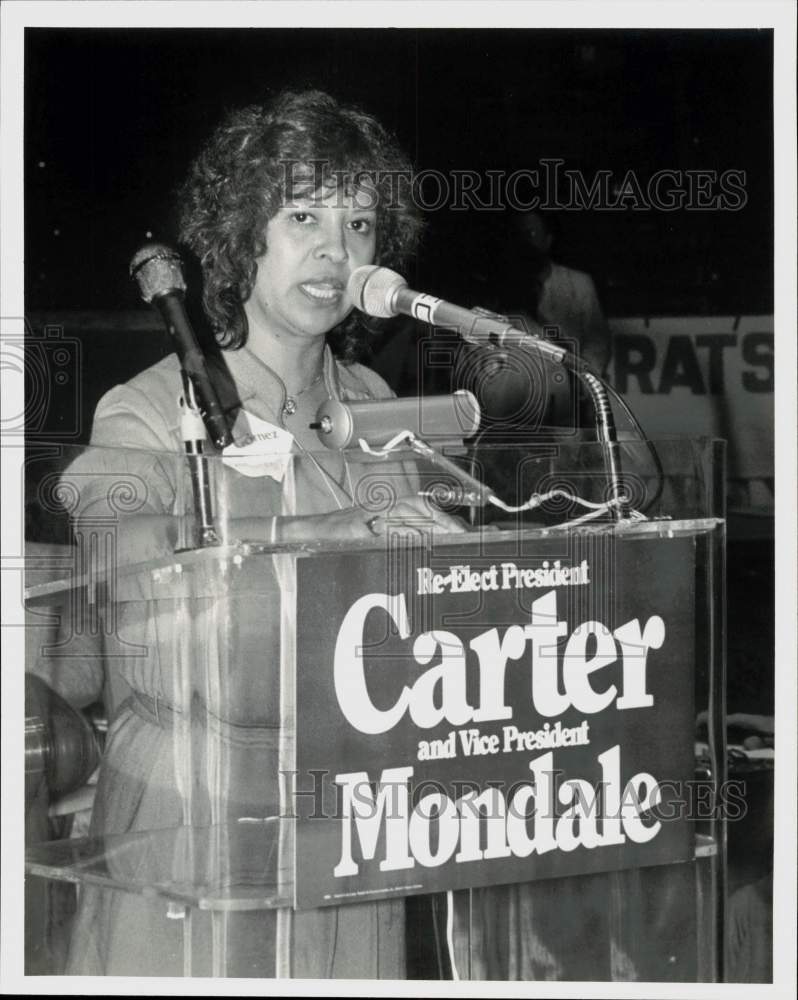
23,516 -> 724,607
25,818 -> 293,911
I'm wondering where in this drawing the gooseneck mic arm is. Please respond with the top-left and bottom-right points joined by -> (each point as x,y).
130,243 -> 234,450
347,265 -> 629,522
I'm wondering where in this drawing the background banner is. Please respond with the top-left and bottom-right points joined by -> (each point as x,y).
608,316 -> 774,489
294,531 -> 696,909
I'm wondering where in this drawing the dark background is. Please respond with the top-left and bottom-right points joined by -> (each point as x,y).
25,27 -> 773,317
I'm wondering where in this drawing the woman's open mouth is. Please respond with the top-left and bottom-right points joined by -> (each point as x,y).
299,281 -> 345,304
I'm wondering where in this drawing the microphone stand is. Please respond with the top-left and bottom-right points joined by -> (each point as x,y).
130,243 -> 234,548
572,366 -> 629,521
179,375 -> 221,548
462,325 -> 630,522
347,266 -> 630,522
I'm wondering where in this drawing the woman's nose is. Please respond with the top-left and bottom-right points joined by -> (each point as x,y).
314,223 -> 348,263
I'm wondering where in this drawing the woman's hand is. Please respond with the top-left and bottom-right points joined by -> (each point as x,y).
276,495 -> 468,544
100,499 -> 468,561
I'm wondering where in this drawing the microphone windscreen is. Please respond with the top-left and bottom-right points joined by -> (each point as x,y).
347,264 -> 406,318
130,243 -> 186,303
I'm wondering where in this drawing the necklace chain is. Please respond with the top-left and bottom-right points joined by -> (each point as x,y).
283,370 -> 324,416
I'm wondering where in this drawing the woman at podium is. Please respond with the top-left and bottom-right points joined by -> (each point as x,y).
63,89 -> 462,978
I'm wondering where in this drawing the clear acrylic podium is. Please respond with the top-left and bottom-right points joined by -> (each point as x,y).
24,436 -> 727,980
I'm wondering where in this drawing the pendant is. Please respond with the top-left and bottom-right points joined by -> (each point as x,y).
283,397 -> 297,416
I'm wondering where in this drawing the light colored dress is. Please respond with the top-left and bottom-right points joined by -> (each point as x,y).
64,345 -> 412,978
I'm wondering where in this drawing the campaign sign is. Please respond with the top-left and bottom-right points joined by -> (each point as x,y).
608,315 -> 773,484
294,531 -> 696,909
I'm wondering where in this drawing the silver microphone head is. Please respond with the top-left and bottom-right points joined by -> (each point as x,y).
347,265 -> 407,318
129,243 -> 186,303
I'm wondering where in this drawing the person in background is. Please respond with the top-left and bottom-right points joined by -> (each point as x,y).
451,208 -> 612,438
511,208 -> 612,375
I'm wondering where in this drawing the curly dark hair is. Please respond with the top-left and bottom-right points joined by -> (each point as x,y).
178,89 -> 422,360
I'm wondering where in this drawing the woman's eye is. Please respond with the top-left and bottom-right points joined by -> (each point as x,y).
291,211 -> 315,224
349,218 -> 374,234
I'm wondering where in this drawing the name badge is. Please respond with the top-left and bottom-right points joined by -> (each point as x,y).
222,412 -> 294,481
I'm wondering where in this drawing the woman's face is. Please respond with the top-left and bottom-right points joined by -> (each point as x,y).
244,186 -> 378,346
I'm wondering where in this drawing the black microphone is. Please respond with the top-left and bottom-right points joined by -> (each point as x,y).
347,265 -> 569,366
130,243 -> 234,449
